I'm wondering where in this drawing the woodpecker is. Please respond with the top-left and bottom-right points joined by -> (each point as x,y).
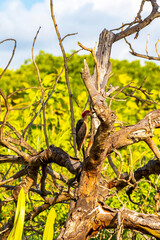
76,110 -> 91,152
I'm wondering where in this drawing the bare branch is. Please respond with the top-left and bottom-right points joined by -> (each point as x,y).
0,88 -> 10,129
145,137 -> 160,160
32,26 -> 49,148
23,67 -> 61,137
121,86 -> 158,105
155,39 -> 160,57
0,154 -> 25,164
107,109 -> 160,152
0,167 -> 27,186
96,204 -> 160,238
95,29 -> 115,91
81,59 -> 108,122
0,39 -> 16,80
130,51 -> 160,61
22,35 -> 81,138
146,34 -> 150,56
46,166 -> 69,184
0,98 -> 31,160
7,87 -> 41,99
78,41 -> 100,92
107,155 -> 120,177
114,0 -> 160,42
125,36 -> 160,61
105,85 -> 119,97
50,0 -> 77,156
61,32 -> 78,42
0,121 -> 37,155
109,158 -> 160,191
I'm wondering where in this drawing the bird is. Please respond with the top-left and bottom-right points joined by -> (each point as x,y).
76,110 -> 91,155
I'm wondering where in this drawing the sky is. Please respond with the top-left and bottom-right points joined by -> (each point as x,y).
0,0 -> 160,70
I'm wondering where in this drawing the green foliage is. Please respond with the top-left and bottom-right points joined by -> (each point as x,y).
7,188 -> 25,240
1,51 -> 160,239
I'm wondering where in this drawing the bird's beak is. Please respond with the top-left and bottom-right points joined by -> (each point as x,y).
88,112 -> 93,117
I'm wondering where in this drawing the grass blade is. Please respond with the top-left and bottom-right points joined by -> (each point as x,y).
43,207 -> 56,240
7,188 -> 25,240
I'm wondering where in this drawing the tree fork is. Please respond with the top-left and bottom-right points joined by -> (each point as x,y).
57,27 -> 117,239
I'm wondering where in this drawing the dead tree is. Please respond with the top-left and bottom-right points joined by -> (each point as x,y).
1,0 -> 160,239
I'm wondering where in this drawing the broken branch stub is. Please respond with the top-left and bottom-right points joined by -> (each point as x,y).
95,29 -> 115,91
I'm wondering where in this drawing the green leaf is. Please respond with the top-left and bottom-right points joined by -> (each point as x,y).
43,207 -> 56,240
7,188 -> 25,240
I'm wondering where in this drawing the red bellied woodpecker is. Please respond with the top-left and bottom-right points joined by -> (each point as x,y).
76,110 -> 91,152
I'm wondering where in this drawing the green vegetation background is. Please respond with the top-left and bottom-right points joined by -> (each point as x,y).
0,51 -> 160,239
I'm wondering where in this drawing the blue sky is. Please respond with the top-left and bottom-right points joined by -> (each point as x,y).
0,0 -> 160,70
21,0 -> 44,10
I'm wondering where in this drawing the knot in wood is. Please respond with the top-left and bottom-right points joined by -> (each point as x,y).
104,110 -> 117,126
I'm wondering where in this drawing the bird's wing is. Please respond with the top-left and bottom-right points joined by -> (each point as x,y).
76,119 -> 87,150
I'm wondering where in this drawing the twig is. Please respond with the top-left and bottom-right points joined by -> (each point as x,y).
111,22 -> 138,32
0,121 -> 37,154
145,137 -> 160,160
0,89 -> 25,158
139,77 -> 147,89
122,88 -> 158,105
62,32 -> 78,42
2,163 -> 13,180
78,41 -> 100,92
124,37 -> 135,53
108,82 -> 132,109
83,96 -> 90,112
0,139 -> 30,161
135,0 -> 145,21
32,26 -> 49,148
112,0 -> 145,34
130,51 -> 160,61
117,210 -> 123,240
105,85 -> 119,97
0,88 -> 10,130
146,34 -> 149,56
128,146 -> 137,184
155,39 -> 160,57
22,41 -> 80,138
108,155 -> 120,177
47,166 -> 69,184
126,188 -> 142,206
125,36 -> 160,61
22,47 -> 79,137
10,101 -> 40,111
0,39 -> 16,80
0,167 -> 27,186
23,68 -> 61,137
112,148 -> 124,176
50,0 -> 77,156
140,181 -> 152,212
7,87 -> 41,99
114,0 -> 160,42
4,134 -> 36,155
41,165 -> 49,195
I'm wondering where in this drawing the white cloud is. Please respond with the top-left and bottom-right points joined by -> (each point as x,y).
0,0 -> 160,70
1,0 -> 50,40
53,0 -> 88,15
